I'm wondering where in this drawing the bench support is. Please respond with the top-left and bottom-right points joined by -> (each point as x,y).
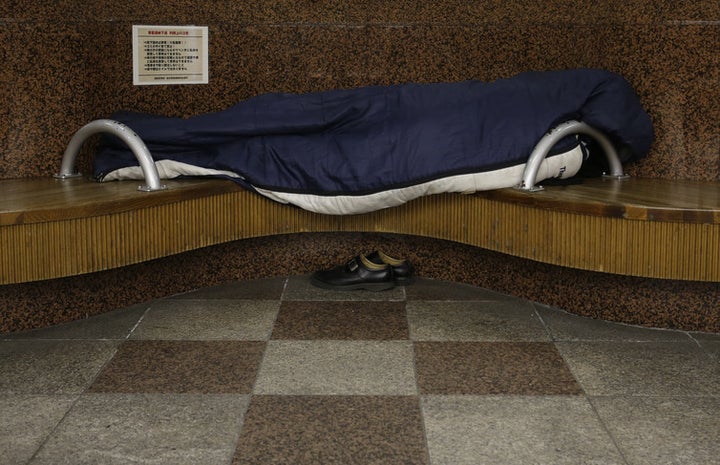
55,119 -> 167,192
516,120 -> 629,192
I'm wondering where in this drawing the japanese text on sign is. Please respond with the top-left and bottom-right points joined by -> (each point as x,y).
133,25 -> 208,85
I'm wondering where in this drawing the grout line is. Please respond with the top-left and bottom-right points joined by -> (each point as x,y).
279,276 -> 290,301
532,301 -> 556,342
125,304 -> 152,340
22,310 -> 142,464
25,392 -> 82,464
586,396 -> 632,465
405,297 -> 434,465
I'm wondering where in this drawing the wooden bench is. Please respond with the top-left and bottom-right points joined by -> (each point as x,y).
2,175 -> 718,284
1,175 -> 719,333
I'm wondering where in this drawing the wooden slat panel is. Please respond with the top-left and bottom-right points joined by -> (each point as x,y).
1,177 -> 719,284
0,190 -> 337,284
461,199 -> 719,281
338,193 -> 719,281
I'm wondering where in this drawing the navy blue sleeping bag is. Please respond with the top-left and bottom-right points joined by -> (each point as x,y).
94,68 -> 653,214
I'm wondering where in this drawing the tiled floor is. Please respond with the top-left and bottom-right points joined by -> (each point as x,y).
2,275 -> 719,465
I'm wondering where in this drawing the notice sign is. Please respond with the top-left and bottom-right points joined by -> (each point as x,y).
133,25 -> 208,85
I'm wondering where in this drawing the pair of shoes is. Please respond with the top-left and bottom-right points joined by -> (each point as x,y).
311,254 -> 395,291
366,251 -> 415,285
310,251 -> 414,291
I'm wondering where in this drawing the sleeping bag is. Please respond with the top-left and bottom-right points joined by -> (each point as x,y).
93,68 -> 653,214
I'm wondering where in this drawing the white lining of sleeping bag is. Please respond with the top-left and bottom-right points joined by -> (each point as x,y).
100,146 -> 583,215
253,146 -> 584,215
100,159 -> 243,181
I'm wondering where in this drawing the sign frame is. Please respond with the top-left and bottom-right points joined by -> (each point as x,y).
132,25 -> 209,86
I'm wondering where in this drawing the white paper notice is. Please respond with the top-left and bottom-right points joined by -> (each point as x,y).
133,25 -> 209,85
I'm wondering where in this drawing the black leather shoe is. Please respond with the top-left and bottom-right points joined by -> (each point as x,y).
367,251 -> 415,285
311,254 -> 395,291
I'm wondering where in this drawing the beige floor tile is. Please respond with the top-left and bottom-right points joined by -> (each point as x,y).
254,340 -> 416,395
422,395 -> 625,465
408,300 -> 549,341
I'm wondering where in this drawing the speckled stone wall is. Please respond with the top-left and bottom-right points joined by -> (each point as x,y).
2,232 -> 719,334
1,2 -> 719,333
1,1 -> 719,180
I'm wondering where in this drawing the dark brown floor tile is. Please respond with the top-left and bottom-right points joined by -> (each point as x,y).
232,395 -> 429,465
414,342 -> 582,395
88,340 -> 265,394
272,301 -> 409,340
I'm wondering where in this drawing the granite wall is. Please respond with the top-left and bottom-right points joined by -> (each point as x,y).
1,1 -> 719,180
3,232 -> 719,333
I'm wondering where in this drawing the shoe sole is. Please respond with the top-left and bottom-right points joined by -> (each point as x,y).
394,276 -> 415,286
310,277 -> 395,292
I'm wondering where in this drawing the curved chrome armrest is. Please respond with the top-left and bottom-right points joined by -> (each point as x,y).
515,120 -> 629,192
55,119 -> 167,192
